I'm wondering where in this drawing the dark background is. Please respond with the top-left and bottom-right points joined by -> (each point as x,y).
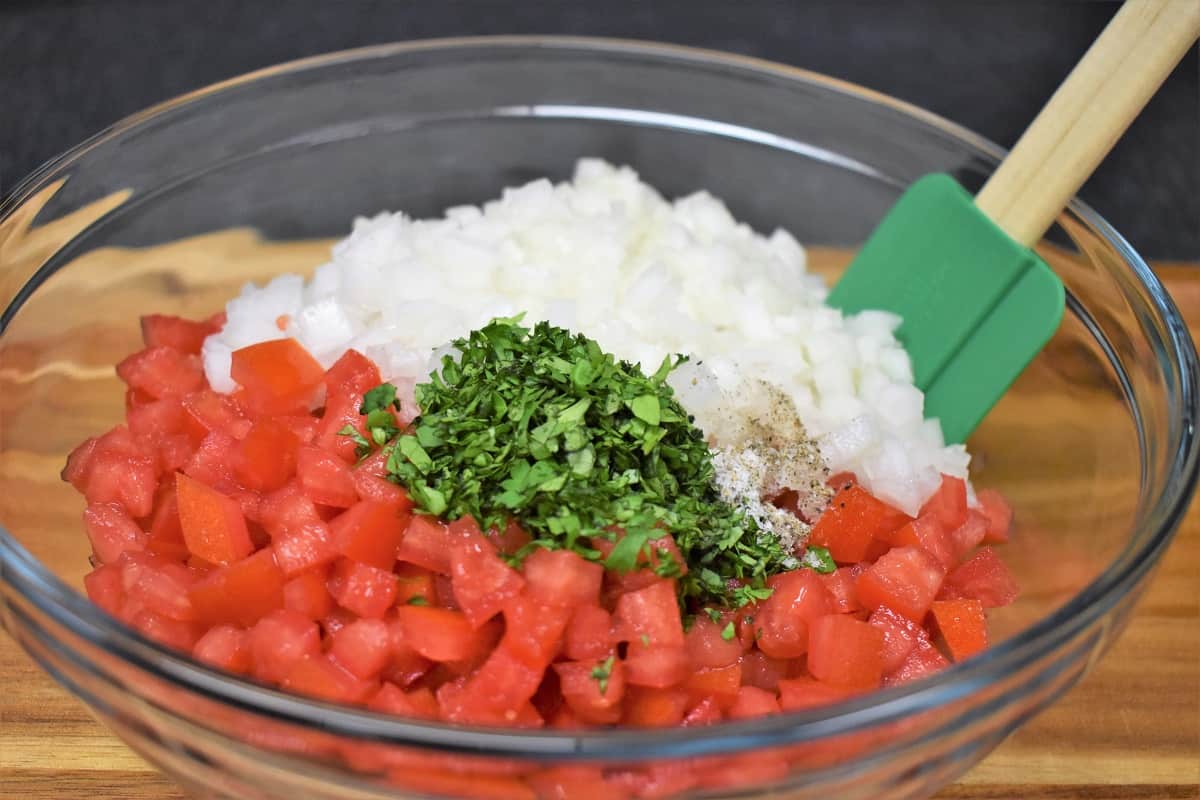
2,0 -> 1197,259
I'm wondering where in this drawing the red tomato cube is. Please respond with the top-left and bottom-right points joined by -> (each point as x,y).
884,514 -> 955,570
818,567 -> 863,614
119,552 -> 196,622
368,683 -> 439,720
941,547 -> 1019,608
83,502 -> 148,564
83,562 -> 126,617
884,638 -> 950,686
682,662 -> 742,708
182,390 -> 252,440
352,472 -> 413,511
756,569 -> 832,659
175,472 -> 253,565
327,558 -> 398,619
249,609 -> 321,683
394,606 -> 480,662
234,420 -> 299,492
945,509 -> 989,563
809,484 -> 911,563
855,546 -> 945,623
522,548 -> 604,609
623,686 -> 690,728
622,641 -> 689,689
684,616 -> 743,670
564,604 -> 615,662
116,346 -> 205,399
930,599 -> 988,661
726,685 -> 780,720
612,579 -> 684,648
740,650 -> 790,692
283,568 -> 336,620
397,515 -> 451,575
297,446 -> 359,508
140,313 -> 221,355
188,547 -> 285,627
977,489 -> 1014,544
777,677 -> 860,711
554,659 -> 626,724
283,654 -> 377,704
329,618 -> 393,680
193,625 -> 251,674
331,501 -> 408,570
230,338 -> 325,414
807,614 -> 885,690
447,518 -> 525,628
919,474 -> 969,531
502,596 -> 571,668
867,605 -> 930,673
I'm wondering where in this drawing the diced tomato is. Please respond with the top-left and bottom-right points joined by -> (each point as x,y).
883,514 -> 955,570
368,683 -> 439,720
564,604 -> 615,661
83,562 -> 126,617
930,599 -> 988,661
613,579 -> 684,648
182,390 -> 252,440
867,605 -> 929,673
249,609 -> 321,683
62,435 -> 100,492
119,552 -> 196,621
145,486 -> 188,560
175,472 -> 253,565
683,662 -> 742,708
283,654 -> 376,704
126,396 -> 189,438
234,420 -> 299,492
329,618 -> 392,680
448,518 -> 525,628
522,548 -> 604,609
726,685 -> 780,719
352,472 -> 412,511
389,766 -> 537,800
323,349 -> 383,397
296,446 -> 358,508
230,338 -> 325,414
527,766 -> 625,800
354,446 -> 390,478
330,501 -> 407,570
140,313 -> 219,355
977,489 -> 1014,544
461,643 -> 545,711
555,659 -> 626,724
383,614 -> 435,686
79,427 -> 159,518
756,569 -> 831,659
623,686 -> 690,728
182,431 -> 240,493
392,563 -> 436,607
130,609 -> 200,651
283,568 -> 335,620
502,596 -> 571,667
941,547 -> 1019,608
397,515 -> 451,574
83,502 -> 148,564
884,638 -> 950,686
855,546 -> 945,622
777,677 -> 860,711
807,615 -> 884,690
327,558 -> 397,619
188,547 -> 285,627
681,696 -> 724,727
684,616 -> 743,669
313,392 -> 369,463
919,475 -> 969,531
116,346 -> 205,399
945,509 -> 988,563
435,678 -> 544,729
193,625 -> 251,674
818,567 -> 863,614
622,641 -> 689,689
483,520 -> 532,557
394,606 -> 482,662
809,484 -> 911,563
740,650 -> 789,692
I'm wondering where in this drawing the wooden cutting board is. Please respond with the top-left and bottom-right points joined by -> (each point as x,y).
0,250 -> 1196,800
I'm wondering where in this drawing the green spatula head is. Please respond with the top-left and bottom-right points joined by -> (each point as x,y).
827,174 -> 1064,444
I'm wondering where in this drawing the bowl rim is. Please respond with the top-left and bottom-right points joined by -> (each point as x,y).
2,35 -> 1198,762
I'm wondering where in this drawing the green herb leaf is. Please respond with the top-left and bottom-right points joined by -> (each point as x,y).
721,621 -> 736,641
337,425 -> 372,459
590,655 -> 616,695
800,545 -> 837,574
361,383 -> 399,414
407,596 -> 430,606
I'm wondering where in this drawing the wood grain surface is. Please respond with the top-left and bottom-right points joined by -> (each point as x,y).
0,236 -> 1196,799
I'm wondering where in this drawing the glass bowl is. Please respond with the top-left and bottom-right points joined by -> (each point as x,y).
0,37 -> 1196,800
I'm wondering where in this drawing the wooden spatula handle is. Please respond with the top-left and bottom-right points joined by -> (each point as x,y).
974,0 -> 1200,247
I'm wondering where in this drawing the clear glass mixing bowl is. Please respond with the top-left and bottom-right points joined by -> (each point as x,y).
0,37 -> 1196,800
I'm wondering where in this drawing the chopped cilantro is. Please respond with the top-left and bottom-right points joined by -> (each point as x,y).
406,596 -> 430,606
590,655 -> 616,695
800,545 -> 837,574
337,425 -> 372,459
382,317 -> 796,606
704,607 -> 722,623
720,621 -> 737,641
361,383 -> 400,415
639,633 -> 651,646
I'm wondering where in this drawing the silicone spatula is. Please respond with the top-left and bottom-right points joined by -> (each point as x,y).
827,0 -> 1200,443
